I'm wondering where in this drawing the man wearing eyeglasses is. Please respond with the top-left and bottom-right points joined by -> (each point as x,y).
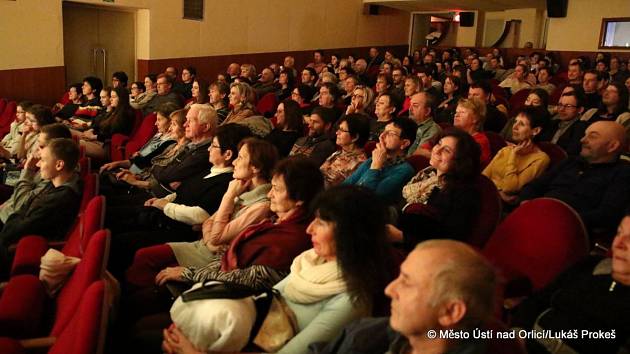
343,117 -> 417,205
548,91 -> 588,156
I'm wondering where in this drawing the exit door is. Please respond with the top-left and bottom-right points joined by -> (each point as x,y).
63,2 -> 136,87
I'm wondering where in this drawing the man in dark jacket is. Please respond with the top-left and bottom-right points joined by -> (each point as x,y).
520,121 -> 630,237
0,138 -> 82,271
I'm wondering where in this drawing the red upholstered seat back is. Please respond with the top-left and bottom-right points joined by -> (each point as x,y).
63,196 -> 105,258
467,175 -> 502,248
482,198 -> 589,290
536,141 -> 568,169
508,89 -> 531,117
124,113 -> 158,159
50,280 -> 106,354
52,230 -> 109,336
485,131 -> 507,159
256,93 -> 278,117
406,154 -> 430,173
0,101 -> 17,138
0,99 -> 7,116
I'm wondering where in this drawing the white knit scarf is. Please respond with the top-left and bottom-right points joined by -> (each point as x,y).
282,249 -> 346,304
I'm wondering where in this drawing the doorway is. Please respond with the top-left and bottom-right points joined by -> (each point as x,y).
63,2 -> 136,87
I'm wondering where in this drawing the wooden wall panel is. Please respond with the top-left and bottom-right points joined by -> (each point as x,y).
0,66 -> 66,107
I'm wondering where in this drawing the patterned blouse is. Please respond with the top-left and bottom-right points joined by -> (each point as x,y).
320,148 -> 367,188
401,166 -> 442,208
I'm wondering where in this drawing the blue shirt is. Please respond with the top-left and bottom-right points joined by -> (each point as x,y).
343,157 -> 415,205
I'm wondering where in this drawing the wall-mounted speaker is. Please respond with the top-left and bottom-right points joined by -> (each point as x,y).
547,0 -> 568,18
460,12 -> 475,27
363,4 -> 380,15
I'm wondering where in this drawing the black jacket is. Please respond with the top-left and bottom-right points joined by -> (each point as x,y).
151,139 -> 212,196
519,156 -> 630,233
0,174 -> 82,247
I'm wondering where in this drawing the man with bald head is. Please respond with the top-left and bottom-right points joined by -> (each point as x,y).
227,63 -> 241,83
520,121 -> 630,236
313,240 -> 497,354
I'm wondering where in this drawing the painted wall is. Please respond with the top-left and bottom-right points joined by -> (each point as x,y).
0,0 -> 409,70
484,8 -> 543,48
0,1 -> 64,70
546,0 -> 630,51
456,11 -> 479,47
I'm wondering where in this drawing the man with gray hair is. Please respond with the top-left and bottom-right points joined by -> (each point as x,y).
312,240 -> 498,354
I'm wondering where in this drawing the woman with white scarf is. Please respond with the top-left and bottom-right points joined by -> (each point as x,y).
162,185 -> 395,354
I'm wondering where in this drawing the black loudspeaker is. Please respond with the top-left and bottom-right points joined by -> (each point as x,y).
460,12 -> 475,27
368,4 -> 380,15
547,0 -> 568,18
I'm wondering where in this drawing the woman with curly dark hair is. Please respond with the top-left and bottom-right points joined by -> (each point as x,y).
389,128 -> 482,249
265,99 -> 304,157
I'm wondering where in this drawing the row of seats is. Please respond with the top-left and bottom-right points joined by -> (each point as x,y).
0,160 -> 113,354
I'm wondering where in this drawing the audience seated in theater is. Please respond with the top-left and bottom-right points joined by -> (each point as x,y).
129,80 -> 145,102
253,67 -> 279,100
375,73 -> 393,98
511,213 -> 630,354
467,57 -> 492,85
468,81 -> 508,132
484,106 -> 550,205
370,92 -> 397,141
307,49 -> 327,74
343,117 -> 417,205
320,114 -> 369,188
488,56 -> 508,81
207,81 -> 229,124
16,104 -> 56,161
453,97 -> 491,166
0,101 -> 32,159
164,66 -> 181,94
345,85 -> 375,119
276,68 -> 296,102
610,57 -> 629,84
568,60 -> 584,85
266,99 -> 304,157
112,105 -> 212,204
289,106 -> 336,166
416,66 -> 440,98
519,121 -> 630,236
341,73 -> 358,104
53,84 -> 83,120
582,69 -> 605,110
547,91 -> 589,156
501,88 -> 551,142
582,82 -> 630,128
226,63 -> 240,83
73,86 -> 135,160
0,138 -> 81,271
160,185 -> 393,354
100,102 -> 178,183
499,64 -> 533,96
534,67 -> 556,95
107,124 -> 252,279
177,66 -> 196,100
389,128 -> 481,247
142,73 -> 184,116
314,240 -> 497,354
354,58 -> 370,86
0,123 -> 72,224
109,108 -> 188,205
399,75 -> 422,117
131,74 -> 158,111
292,84 -> 315,116
435,75 -> 463,126
407,92 -> 441,157
79,76 -> 103,109
111,71 -> 128,89
301,67 -> 318,88
123,159 -> 324,350
222,82 -> 256,125
184,79 -> 210,110
390,67 -> 406,103
124,137 -> 276,292
318,82 -> 342,120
